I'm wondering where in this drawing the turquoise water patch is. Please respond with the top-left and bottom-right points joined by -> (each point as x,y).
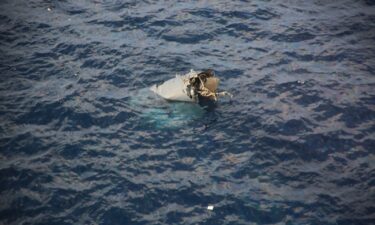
129,88 -> 205,129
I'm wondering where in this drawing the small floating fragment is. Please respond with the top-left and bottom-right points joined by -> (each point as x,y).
207,205 -> 214,211
47,7 -> 51,11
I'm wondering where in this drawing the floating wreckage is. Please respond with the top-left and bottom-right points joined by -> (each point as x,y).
150,69 -> 232,103
129,69 -> 230,129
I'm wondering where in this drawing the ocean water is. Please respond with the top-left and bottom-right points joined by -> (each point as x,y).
1,0 -> 375,224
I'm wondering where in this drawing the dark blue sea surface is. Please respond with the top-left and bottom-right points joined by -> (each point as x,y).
1,0 -> 375,224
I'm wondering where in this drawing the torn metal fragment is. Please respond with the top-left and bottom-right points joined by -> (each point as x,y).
150,69 -> 229,103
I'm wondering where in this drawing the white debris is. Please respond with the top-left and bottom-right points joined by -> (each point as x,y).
207,205 -> 214,211
47,7 -> 51,11
150,73 -> 195,102
150,69 -> 221,103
